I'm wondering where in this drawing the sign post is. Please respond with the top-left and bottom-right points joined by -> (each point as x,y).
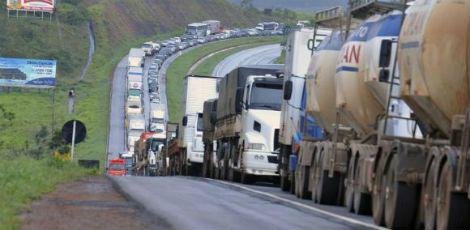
71,120 -> 76,160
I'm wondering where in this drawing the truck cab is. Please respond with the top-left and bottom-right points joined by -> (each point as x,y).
127,114 -> 145,156
108,158 -> 126,176
238,75 -> 283,177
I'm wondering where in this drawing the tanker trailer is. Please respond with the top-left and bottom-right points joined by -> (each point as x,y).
335,10 -> 427,229
293,31 -> 349,204
398,1 -> 470,229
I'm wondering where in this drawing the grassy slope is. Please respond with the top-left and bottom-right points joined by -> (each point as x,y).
192,43 -> 278,76
0,0 -> 282,227
166,36 -> 283,122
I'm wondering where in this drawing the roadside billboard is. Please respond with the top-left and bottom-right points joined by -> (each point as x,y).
0,57 -> 57,88
6,0 -> 55,13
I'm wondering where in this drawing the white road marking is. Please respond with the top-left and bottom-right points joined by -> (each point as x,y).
211,179 -> 389,230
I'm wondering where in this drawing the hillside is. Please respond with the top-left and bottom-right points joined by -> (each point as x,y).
228,0 -> 347,11
0,0 -> 274,160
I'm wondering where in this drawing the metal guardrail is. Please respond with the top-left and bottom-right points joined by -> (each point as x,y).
315,6 -> 345,23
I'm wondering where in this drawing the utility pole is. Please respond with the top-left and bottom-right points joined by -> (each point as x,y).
68,88 -> 76,160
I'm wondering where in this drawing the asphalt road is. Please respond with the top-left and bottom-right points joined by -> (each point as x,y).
212,44 -> 282,77
112,176 -> 358,230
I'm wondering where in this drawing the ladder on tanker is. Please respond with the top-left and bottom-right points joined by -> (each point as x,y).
381,40 -> 421,141
347,0 -> 422,141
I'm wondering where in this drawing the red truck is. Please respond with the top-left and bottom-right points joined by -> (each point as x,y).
107,158 -> 126,176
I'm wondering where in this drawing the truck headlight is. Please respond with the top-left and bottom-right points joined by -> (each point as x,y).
245,143 -> 264,150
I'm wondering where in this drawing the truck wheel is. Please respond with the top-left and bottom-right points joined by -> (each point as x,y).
289,172 -> 295,194
352,155 -> 371,215
280,174 -> 290,191
372,157 -> 386,226
345,157 -> 356,212
436,161 -> 470,230
298,165 -> 311,199
423,158 -> 438,230
316,171 -> 340,205
241,170 -> 253,184
384,155 -> 418,229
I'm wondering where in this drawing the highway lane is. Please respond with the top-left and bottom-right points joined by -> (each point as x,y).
212,44 -> 282,77
111,176 -> 356,230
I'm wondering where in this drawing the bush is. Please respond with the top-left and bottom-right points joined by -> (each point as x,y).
57,2 -> 89,26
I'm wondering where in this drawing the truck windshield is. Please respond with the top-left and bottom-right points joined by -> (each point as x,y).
142,44 -> 152,48
150,140 -> 165,151
250,82 -> 282,111
197,113 -> 204,131
151,118 -> 165,123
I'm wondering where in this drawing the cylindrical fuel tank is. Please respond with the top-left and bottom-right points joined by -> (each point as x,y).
335,11 -> 403,137
306,31 -> 344,134
398,0 -> 470,137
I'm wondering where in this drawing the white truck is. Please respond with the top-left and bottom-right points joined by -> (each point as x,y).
149,106 -> 166,139
126,97 -> 143,115
214,65 -> 283,183
142,42 -> 160,56
127,67 -> 143,90
128,48 -> 145,67
202,20 -> 221,35
125,114 -> 146,157
174,75 -> 218,176
278,28 -> 330,191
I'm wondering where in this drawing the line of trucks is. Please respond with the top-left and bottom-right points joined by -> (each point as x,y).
121,46 -> 168,176
159,1 -> 470,229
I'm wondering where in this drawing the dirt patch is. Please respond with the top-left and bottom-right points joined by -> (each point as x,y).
21,177 -> 158,230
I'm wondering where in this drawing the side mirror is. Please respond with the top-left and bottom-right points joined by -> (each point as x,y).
182,116 -> 188,126
379,39 -> 393,68
235,88 -> 244,113
283,80 -> 293,100
379,69 -> 390,82
210,112 -> 217,125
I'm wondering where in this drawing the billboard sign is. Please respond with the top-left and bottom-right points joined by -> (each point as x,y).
0,57 -> 57,88
6,0 -> 55,13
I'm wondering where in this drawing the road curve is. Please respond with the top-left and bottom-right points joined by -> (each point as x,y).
212,44 -> 282,78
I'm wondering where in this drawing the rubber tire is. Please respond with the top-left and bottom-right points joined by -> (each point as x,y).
372,157 -> 386,226
280,173 -> 290,191
384,155 -> 419,229
241,170 -> 253,184
345,158 -> 355,213
316,171 -> 341,205
436,162 -> 470,230
423,159 -> 438,230
353,156 -> 371,215
289,172 -> 296,194
298,165 -> 311,199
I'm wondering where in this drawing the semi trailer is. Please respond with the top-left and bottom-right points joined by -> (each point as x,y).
213,65 -> 283,183
168,75 -> 218,176
278,27 -> 331,192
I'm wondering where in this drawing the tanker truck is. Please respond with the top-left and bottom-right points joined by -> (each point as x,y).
278,27 -> 331,192
391,1 -> 470,229
214,65 -> 283,183
297,1 -> 422,223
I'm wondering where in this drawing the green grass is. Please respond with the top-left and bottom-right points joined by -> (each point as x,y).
275,49 -> 286,64
192,42 -> 279,76
0,157 -> 91,228
167,36 -> 284,123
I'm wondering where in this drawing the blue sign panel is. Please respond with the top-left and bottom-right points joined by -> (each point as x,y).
0,57 -> 57,88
